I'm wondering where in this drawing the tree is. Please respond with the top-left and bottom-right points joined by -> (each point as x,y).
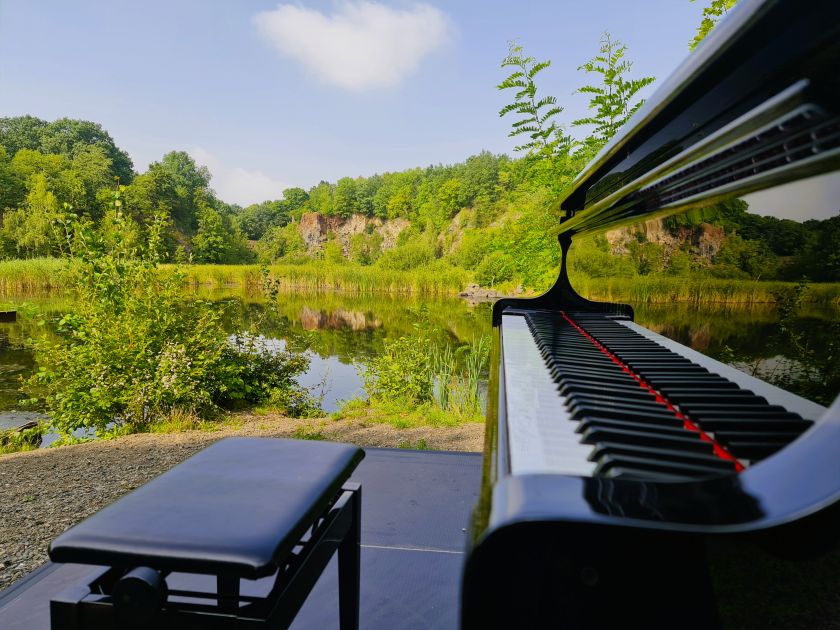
689,0 -> 739,51
573,33 -> 655,156
497,43 -> 568,156
256,224 -> 306,263
282,187 -> 310,219
308,181 -> 335,215
1,174 -> 63,257
238,200 -> 288,240
0,147 -> 24,211
71,145 -> 114,218
333,177 -> 360,218
191,201 -> 253,263
349,231 -> 383,265
0,116 -> 47,156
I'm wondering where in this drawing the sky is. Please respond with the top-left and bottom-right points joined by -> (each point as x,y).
0,0 -> 837,218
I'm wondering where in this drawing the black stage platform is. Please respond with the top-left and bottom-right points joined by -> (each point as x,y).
0,448 -> 482,630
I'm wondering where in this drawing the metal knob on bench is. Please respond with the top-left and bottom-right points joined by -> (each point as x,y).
113,567 -> 168,626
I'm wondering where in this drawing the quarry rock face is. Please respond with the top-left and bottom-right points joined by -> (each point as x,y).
297,212 -> 408,255
605,218 -> 725,262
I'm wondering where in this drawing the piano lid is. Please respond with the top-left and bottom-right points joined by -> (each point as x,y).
556,0 -> 840,237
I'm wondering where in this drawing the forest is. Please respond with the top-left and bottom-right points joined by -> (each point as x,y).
1,114 -> 837,292
0,15 -> 838,293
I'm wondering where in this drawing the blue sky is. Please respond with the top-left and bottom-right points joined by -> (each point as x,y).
1,0 -> 837,217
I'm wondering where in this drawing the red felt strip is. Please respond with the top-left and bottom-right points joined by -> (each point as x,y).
560,312 -> 745,472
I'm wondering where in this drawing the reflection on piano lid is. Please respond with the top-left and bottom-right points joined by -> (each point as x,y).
555,0 -> 840,236
463,0 -> 840,627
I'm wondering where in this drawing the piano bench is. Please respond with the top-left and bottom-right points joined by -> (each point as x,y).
47,437 -> 365,630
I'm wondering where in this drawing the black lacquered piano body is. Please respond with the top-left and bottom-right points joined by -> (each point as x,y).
463,0 -> 840,626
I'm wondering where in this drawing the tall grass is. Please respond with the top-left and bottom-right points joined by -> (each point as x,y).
0,258 -> 67,293
175,263 -> 469,295
571,276 -> 840,307
0,258 -> 838,306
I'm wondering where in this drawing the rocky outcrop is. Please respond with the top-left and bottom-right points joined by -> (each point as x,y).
604,218 -> 726,262
297,213 -> 409,255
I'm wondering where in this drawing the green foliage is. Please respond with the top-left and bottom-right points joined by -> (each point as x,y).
27,190 -> 312,438
0,422 -> 45,455
363,336 -> 433,404
0,116 -> 134,183
377,239 -> 436,271
689,0 -> 739,51
238,199 -> 290,240
475,251 -> 515,286
573,32 -> 655,156
191,201 -> 253,264
498,43 -> 568,156
349,231 -> 383,265
256,224 -> 307,264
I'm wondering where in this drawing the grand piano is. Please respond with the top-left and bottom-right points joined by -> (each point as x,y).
463,0 -> 840,626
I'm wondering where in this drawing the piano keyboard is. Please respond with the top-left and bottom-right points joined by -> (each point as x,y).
501,312 -> 821,481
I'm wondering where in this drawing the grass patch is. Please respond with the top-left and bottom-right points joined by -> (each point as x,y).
291,421 -> 327,441
134,410 -> 244,434
335,397 -> 483,429
572,276 -> 840,306
0,258 -> 68,293
398,438 -> 429,450
0,421 -> 46,455
177,262 -> 470,295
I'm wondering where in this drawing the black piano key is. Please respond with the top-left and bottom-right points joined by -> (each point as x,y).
577,416 -> 689,433
590,442 -> 737,471
558,382 -> 658,401
570,402 -> 683,424
683,408 -> 803,420
594,454 -> 735,478
679,403 -> 798,417
691,418 -> 811,432
594,466 -> 696,482
662,390 -> 767,404
550,367 -> 637,385
723,442 -> 788,459
580,427 -> 712,453
713,428 -> 811,442
657,383 -> 741,394
523,310 -> 814,476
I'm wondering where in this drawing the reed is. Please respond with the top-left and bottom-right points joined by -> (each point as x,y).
175,263 -> 470,295
0,258 -> 67,293
571,276 -> 840,306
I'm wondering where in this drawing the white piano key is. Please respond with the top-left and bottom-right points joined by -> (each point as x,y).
502,314 -> 597,476
617,319 -> 827,421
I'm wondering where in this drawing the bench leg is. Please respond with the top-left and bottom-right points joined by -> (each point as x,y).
217,574 -> 239,613
338,483 -> 361,630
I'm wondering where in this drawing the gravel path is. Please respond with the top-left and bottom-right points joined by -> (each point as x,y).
0,414 -> 484,590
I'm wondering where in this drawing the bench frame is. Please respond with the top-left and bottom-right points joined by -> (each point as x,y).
50,482 -> 362,630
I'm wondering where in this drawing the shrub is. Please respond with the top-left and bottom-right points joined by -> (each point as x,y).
362,336 -> 433,404
376,240 -> 436,271
28,191 -> 314,438
475,251 -> 515,286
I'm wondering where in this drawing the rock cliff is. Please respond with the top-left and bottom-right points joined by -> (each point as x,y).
298,212 -> 409,255
604,218 -> 725,261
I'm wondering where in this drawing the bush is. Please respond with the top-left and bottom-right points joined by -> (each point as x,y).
28,192 -> 314,438
376,240 -> 436,271
362,336 -> 432,404
475,251 -> 515,286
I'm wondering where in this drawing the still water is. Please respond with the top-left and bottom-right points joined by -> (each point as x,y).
0,289 -> 837,432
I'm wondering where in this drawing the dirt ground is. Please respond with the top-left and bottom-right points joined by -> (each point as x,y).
0,413 -> 484,590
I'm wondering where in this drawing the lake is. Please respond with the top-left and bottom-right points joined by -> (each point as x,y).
0,289 -> 837,433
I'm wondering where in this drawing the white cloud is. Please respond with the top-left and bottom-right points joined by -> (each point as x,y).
191,147 -> 289,207
254,1 -> 450,91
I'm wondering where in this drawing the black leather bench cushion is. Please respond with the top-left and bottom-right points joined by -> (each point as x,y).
48,437 -> 364,578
